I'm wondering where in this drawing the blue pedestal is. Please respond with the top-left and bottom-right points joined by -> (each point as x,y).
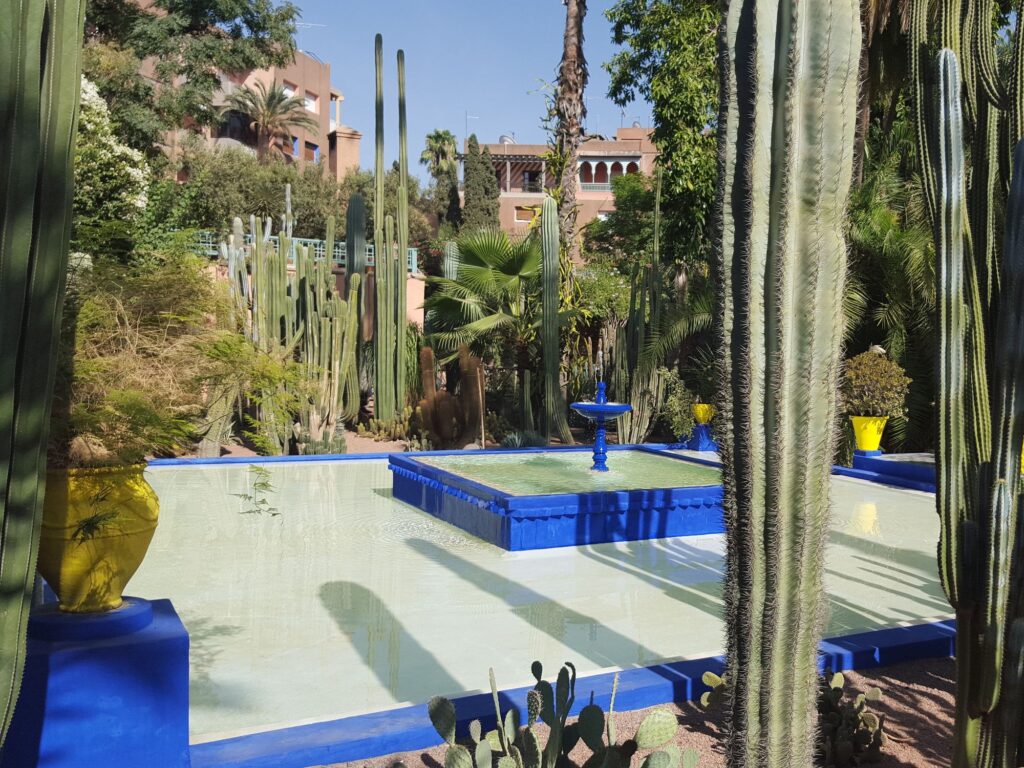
2,598 -> 190,768
686,423 -> 718,452
854,449 -> 884,457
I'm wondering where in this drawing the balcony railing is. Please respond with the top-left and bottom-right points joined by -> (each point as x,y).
194,231 -> 419,274
580,182 -> 613,192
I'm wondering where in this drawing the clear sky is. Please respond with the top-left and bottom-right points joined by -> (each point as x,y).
291,0 -> 653,181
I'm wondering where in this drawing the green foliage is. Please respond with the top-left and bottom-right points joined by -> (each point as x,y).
584,174 -> 660,270
356,406 -> 432,451
661,372 -> 696,440
232,465 -> 279,516
428,661 -> 699,768
73,76 -> 150,258
339,166 -> 434,246
845,99 -> 934,449
462,135 -> 500,233
816,670 -> 886,767
605,0 -> 718,262
142,144 -> 348,241
840,352 -> 911,418
714,0 -> 861,766
500,431 -> 547,449
49,253 -> 227,468
85,0 -> 299,135
81,40 -> 163,154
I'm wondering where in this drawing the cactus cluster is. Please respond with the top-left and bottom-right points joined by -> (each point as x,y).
915,42 -> 1024,766
417,346 -> 484,448
356,405 -> 430,450
223,189 -> 359,454
713,0 -> 861,766
540,197 -> 573,445
428,661 -> 698,768
371,33 -> 409,423
1,0 -> 87,742
608,170 -> 668,445
816,670 -> 886,767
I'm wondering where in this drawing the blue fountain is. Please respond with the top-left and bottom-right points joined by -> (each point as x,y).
571,380 -> 632,471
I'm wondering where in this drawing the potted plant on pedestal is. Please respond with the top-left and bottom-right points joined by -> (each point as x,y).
840,349 -> 911,454
40,254 -> 216,612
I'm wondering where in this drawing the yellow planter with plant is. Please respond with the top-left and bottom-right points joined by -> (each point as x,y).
692,403 -> 716,425
41,254 -> 209,612
840,349 -> 911,453
37,466 -> 159,613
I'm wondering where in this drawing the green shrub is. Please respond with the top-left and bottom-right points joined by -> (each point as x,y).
662,372 -> 697,439
840,351 -> 911,418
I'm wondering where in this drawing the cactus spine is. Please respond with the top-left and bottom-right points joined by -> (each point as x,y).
371,34 -> 409,422
919,44 -> 1024,767
714,0 -> 860,765
540,196 -> 573,445
0,0 -> 86,741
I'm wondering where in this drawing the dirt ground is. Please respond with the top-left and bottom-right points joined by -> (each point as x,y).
324,657 -> 955,768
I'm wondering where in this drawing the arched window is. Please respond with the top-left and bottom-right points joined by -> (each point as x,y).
626,161 -> 640,174
594,162 -> 609,184
579,164 -> 593,184
609,161 -> 624,179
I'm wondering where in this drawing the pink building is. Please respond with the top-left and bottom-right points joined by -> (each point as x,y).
472,127 -> 659,234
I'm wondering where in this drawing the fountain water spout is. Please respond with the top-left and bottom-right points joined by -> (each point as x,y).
570,381 -> 632,471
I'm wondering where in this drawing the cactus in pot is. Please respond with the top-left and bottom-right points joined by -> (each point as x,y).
713,0 -> 860,766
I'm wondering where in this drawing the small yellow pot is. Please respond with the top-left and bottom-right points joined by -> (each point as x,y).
692,403 -> 716,425
850,415 -> 888,453
37,465 -> 159,613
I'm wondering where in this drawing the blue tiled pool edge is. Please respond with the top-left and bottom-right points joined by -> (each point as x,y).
189,618 -> 956,768
388,449 -> 724,550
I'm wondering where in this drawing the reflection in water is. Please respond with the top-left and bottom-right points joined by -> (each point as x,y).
850,502 -> 880,536
319,581 -> 463,702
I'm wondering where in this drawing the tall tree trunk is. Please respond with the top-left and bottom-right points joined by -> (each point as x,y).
556,0 -> 588,264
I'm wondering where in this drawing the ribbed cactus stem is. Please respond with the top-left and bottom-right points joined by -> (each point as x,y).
1,0 -> 87,742
396,48 -> 409,418
715,0 -> 860,765
372,33 -> 393,421
541,196 -> 572,445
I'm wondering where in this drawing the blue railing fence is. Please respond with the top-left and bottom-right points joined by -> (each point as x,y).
195,231 -> 419,274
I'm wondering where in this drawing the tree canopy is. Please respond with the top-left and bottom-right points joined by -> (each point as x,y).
84,0 -> 299,151
461,135 -> 500,233
604,0 -> 718,261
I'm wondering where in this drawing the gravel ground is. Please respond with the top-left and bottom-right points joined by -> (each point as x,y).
323,657 -> 955,768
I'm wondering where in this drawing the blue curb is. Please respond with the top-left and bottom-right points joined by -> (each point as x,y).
148,443 -> 676,467
189,619 -> 955,768
831,465 -> 937,494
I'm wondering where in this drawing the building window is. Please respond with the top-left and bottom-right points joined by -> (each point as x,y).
304,90 -> 319,112
514,206 -> 538,224
626,161 -> 640,174
282,80 -> 297,99
523,170 -> 542,193
292,136 -> 300,157
304,141 -> 320,163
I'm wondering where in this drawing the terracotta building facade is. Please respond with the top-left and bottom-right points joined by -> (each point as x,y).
472,126 -> 658,234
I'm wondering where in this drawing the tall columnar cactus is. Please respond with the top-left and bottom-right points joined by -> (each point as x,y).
0,0 -> 87,743
224,206 -> 360,455
370,34 -> 409,422
345,194 -> 367,292
541,196 -> 573,445
921,47 -> 1024,768
714,0 -> 860,766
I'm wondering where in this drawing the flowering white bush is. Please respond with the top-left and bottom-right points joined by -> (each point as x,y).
73,77 -> 150,250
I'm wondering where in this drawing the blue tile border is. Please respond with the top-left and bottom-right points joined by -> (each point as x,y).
388,449 -> 724,550
189,618 -> 956,768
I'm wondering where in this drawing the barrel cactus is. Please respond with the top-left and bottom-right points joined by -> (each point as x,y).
713,0 -> 860,766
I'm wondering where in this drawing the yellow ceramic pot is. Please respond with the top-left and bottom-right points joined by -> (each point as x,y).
850,415 -> 888,452
692,403 -> 716,425
37,465 -> 159,613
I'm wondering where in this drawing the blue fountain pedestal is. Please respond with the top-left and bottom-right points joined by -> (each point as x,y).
571,382 -> 633,471
686,423 -> 718,452
1,597 -> 190,768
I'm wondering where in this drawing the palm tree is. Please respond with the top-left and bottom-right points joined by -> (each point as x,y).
424,231 -> 548,428
420,129 -> 458,179
221,81 -> 319,162
555,0 -> 588,262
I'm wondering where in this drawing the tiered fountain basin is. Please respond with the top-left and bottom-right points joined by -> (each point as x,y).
389,447 -> 723,550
